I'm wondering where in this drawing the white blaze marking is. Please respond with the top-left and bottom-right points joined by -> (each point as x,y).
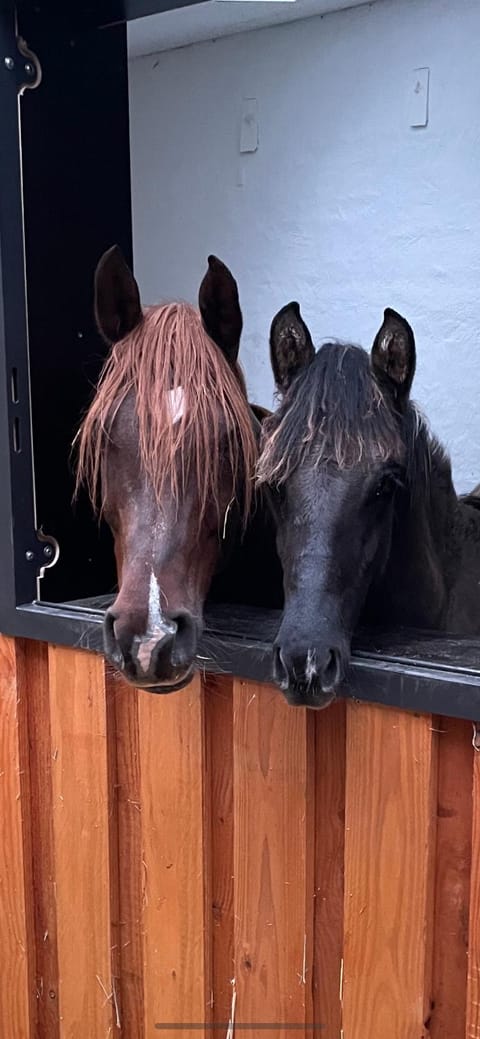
137,570 -> 168,675
147,569 -> 162,633
166,386 -> 185,424
306,649 -> 317,683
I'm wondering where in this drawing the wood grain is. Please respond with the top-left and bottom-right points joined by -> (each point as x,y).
204,675 -> 234,1026
232,680 -> 315,1038
313,699 -> 346,1039
430,717 -> 472,1039
343,702 -> 438,1039
137,676 -> 210,1039
106,672 -> 145,1038
48,644 -> 114,1037
19,639 -> 60,1039
0,635 -> 35,1038
466,739 -> 480,1039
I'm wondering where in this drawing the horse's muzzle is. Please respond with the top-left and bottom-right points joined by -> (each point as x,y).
103,607 -> 199,690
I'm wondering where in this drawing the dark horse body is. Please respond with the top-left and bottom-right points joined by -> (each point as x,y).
76,247 -> 281,692
258,304 -> 480,707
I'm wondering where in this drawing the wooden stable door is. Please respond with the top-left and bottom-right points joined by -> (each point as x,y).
0,634 -> 476,1039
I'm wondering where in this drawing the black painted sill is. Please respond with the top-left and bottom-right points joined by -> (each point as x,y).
7,598 -> 480,722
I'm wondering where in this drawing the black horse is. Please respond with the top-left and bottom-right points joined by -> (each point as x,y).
257,303 -> 480,708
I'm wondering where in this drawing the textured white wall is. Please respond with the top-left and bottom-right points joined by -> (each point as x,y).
129,0 -> 480,493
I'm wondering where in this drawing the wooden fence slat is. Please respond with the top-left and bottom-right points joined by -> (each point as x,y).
0,635 -> 35,1038
430,717 -> 472,1039
232,679 -> 315,1038
48,644 -> 114,1037
313,699 -> 346,1039
466,739 -> 480,1039
204,675 -> 234,1026
107,675 -> 145,1039
343,702 -> 437,1039
138,676 -> 210,1039
20,639 -> 60,1039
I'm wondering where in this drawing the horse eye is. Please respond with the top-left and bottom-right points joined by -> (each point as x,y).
374,474 -> 396,500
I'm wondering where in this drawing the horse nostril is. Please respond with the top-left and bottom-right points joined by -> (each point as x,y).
320,648 -> 342,692
104,608 -> 116,639
103,609 -> 128,670
169,610 -> 197,667
272,645 -> 289,688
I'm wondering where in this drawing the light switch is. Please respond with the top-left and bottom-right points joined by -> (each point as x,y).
409,67 -> 430,128
240,98 -> 258,154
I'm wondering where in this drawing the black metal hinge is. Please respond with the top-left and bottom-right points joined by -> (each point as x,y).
3,32 -> 41,94
24,526 -> 60,579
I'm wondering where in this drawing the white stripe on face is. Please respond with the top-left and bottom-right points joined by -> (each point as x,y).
147,568 -> 163,632
167,386 -> 185,424
137,570 -> 176,675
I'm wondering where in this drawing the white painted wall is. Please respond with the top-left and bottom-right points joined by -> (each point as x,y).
129,0 -> 480,493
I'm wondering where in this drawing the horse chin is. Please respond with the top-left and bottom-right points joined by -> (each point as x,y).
135,667 -> 195,694
283,686 -> 337,711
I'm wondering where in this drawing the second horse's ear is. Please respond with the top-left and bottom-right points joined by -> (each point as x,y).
94,245 -> 142,343
270,302 -> 315,393
371,308 -> 416,404
198,255 -> 243,365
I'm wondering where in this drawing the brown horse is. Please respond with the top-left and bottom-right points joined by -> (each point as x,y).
76,246 -> 281,692
258,303 -> 480,708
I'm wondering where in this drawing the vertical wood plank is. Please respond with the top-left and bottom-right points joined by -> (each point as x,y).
232,679 -> 315,1038
19,640 -> 60,1039
430,717 -> 472,1039
0,635 -> 35,1038
107,674 -> 144,1039
204,675 -> 234,1026
313,699 -> 346,1039
138,676 -> 210,1039
343,702 -> 437,1039
48,644 -> 114,1037
466,741 -> 480,1039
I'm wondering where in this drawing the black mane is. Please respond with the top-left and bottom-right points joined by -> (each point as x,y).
258,341 -> 449,501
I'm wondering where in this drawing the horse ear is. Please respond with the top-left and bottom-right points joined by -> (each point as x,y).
371,308 -> 416,402
94,245 -> 142,343
198,255 -> 243,365
270,302 -> 315,393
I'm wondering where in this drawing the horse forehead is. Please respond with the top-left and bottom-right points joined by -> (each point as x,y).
289,463 -> 370,510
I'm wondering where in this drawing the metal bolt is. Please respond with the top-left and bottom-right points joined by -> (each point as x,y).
4,57 -> 14,70
25,550 -> 34,561
43,544 -> 53,559
24,62 -> 35,77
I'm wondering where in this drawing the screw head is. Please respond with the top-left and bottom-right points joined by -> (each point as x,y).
25,550 -> 34,561
43,544 -> 53,559
4,57 -> 14,70
24,62 -> 35,77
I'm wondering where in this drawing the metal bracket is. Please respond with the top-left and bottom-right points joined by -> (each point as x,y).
25,527 -> 60,579
3,35 -> 42,95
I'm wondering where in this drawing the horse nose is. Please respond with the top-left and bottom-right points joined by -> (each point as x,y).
272,640 -> 344,703
103,607 -> 199,687
103,608 -> 177,677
